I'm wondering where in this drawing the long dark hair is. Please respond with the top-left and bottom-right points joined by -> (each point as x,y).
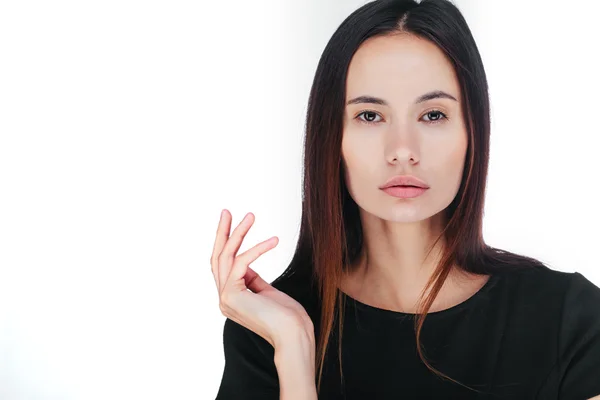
272,0 -> 544,394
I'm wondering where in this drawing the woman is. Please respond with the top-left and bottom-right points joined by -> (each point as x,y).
211,0 -> 600,398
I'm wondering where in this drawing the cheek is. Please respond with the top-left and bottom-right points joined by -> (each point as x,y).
436,144 -> 468,195
451,134 -> 468,169
343,143 -> 373,174
341,149 -> 360,186
427,133 -> 467,171
448,142 -> 467,169
341,138 -> 375,188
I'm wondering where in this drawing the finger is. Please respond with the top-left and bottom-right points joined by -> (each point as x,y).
211,209 -> 231,288
218,212 -> 254,293
227,236 -> 278,291
243,265 -> 271,294
211,209 -> 232,289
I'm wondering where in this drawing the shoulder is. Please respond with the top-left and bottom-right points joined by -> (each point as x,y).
500,264 -> 599,315
556,269 -> 600,354
518,266 -> 600,398
481,264 -> 600,341
217,319 -> 279,399
222,316 -> 273,354
493,264 -> 600,398
494,263 -> 598,303
560,270 -> 600,313
558,271 -> 600,398
549,268 -> 600,358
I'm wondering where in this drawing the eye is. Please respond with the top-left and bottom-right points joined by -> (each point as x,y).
421,109 -> 448,125
355,111 -> 383,125
354,109 -> 449,126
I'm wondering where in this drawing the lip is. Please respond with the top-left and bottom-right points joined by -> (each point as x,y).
382,186 -> 428,198
380,175 -> 429,189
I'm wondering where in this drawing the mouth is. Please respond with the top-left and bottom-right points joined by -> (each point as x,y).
381,185 -> 428,199
380,175 -> 429,189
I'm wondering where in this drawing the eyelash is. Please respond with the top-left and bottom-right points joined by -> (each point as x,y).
355,109 -> 449,126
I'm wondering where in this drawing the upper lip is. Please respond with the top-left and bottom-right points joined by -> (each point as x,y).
380,175 -> 429,189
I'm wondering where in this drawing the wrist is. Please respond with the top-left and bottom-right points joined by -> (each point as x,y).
274,330 -> 316,368
274,335 -> 317,400
274,322 -> 315,350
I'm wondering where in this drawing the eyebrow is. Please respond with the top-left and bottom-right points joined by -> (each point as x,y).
346,90 -> 458,106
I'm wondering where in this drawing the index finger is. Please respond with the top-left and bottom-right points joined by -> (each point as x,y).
210,209 -> 231,287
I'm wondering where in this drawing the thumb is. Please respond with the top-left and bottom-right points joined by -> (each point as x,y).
243,266 -> 270,293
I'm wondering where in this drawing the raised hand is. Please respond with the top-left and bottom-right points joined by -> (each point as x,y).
211,210 -> 314,349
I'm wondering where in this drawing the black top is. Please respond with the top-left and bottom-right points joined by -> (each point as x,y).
215,264 -> 600,399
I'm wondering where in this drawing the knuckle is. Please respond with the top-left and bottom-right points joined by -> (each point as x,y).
219,291 -> 231,307
218,297 -> 229,313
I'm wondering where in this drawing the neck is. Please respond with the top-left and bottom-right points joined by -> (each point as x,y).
340,210 -> 481,313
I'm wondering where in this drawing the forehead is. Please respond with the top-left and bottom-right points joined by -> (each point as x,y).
346,34 -> 460,103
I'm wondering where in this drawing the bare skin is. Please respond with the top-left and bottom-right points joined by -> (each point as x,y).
340,249 -> 490,314
210,210 -> 314,350
339,32 -> 490,313
211,210 -> 318,399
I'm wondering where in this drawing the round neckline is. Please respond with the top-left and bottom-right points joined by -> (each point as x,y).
340,272 -> 499,318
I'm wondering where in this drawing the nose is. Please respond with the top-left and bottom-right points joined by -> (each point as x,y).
385,124 -> 419,165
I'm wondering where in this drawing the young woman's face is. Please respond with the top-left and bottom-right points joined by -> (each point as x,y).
342,33 -> 468,223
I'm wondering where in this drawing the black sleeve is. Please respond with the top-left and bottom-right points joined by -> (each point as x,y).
558,272 -> 600,399
215,318 -> 280,400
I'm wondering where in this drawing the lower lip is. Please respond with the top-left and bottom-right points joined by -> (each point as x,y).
381,186 -> 428,198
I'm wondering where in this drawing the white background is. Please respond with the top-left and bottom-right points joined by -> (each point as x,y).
0,0 -> 598,399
